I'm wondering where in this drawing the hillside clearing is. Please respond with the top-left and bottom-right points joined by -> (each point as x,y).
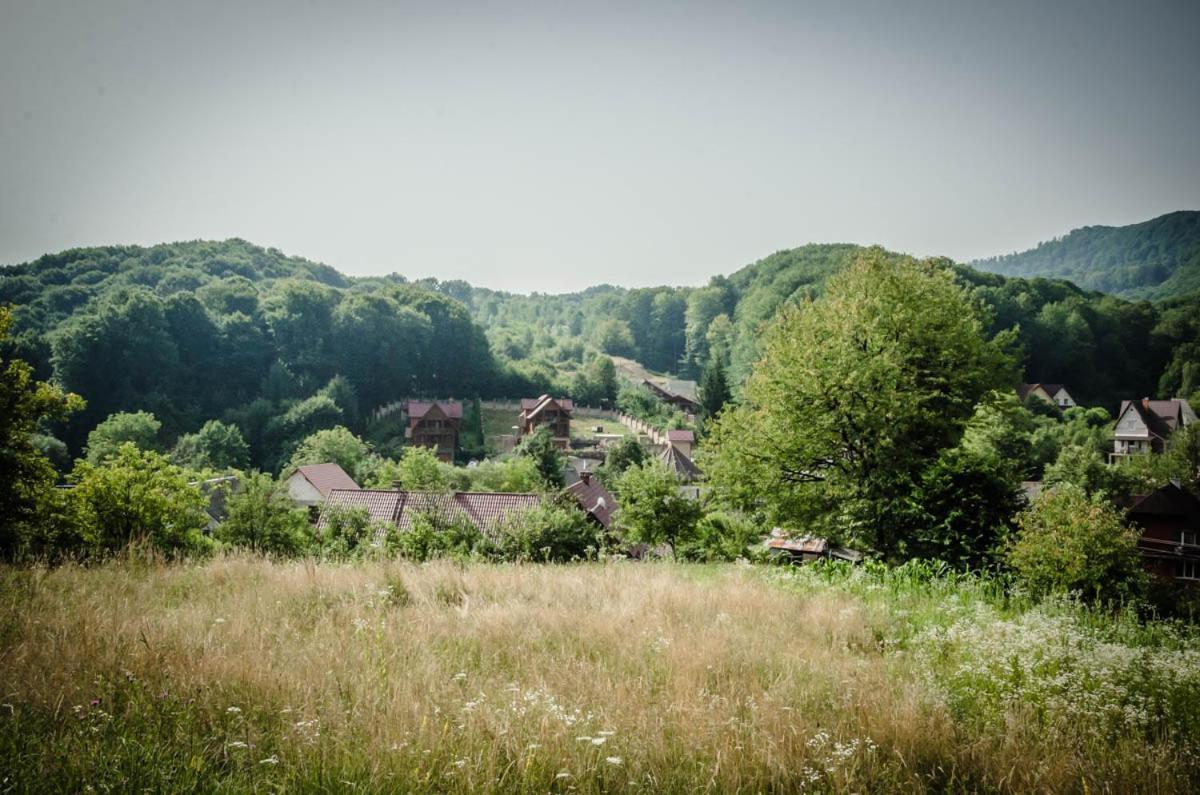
1,559 -> 1197,793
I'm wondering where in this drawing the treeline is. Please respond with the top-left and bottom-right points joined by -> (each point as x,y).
4,236 -> 1200,471
0,240 -> 552,468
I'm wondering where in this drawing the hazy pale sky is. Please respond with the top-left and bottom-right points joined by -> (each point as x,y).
2,0 -> 1198,293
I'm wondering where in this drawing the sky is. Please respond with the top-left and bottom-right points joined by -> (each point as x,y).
2,0 -> 1198,293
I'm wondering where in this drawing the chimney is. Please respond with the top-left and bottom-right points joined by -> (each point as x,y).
579,470 -> 591,485
391,480 -> 403,492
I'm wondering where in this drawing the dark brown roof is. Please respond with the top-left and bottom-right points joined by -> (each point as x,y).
295,463 -> 360,498
318,489 -> 544,542
1117,398 -> 1195,441
407,400 -> 464,419
659,444 -> 702,482
1123,483 -> 1200,521
565,476 -> 617,530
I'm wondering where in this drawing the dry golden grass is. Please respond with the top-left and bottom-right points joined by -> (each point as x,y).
0,556 -> 1194,792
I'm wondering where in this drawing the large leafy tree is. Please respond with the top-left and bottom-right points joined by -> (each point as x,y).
85,410 -> 162,464
0,307 -> 85,556
171,419 -> 251,471
614,459 -> 702,557
707,249 -> 1018,557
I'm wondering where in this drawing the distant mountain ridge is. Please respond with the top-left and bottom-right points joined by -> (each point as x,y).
970,211 -> 1200,300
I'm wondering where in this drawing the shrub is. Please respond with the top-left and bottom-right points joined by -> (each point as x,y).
70,443 -> 211,557
1006,484 -> 1146,604
386,511 -> 487,562
316,505 -> 381,560
493,502 -> 600,562
678,511 -> 763,562
214,472 -> 313,556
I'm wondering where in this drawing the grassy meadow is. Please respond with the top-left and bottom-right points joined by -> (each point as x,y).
1,558 -> 1198,793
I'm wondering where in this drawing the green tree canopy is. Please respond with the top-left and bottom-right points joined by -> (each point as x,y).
707,250 -> 1018,556
171,420 -> 251,471
85,411 -> 162,465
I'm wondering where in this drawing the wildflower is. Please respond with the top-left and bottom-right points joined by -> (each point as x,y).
591,737 -> 607,746
214,617 -> 226,624
555,771 -> 571,779
227,741 -> 248,750
226,706 -> 242,714
454,758 -> 467,768
259,755 -> 279,765
597,730 -> 615,737
575,736 -> 592,742
605,756 -> 623,765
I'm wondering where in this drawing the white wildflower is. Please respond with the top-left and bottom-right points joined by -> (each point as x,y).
591,737 -> 607,746
259,755 -> 279,765
226,706 -> 242,714
605,756 -> 623,765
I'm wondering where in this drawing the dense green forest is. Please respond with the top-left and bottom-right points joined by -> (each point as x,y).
3,231 -> 1200,473
972,210 -> 1200,299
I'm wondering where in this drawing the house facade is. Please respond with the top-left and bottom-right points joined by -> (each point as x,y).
1018,383 -> 1077,410
406,400 -> 463,462
1111,398 -> 1196,462
1123,483 -> 1200,587
519,395 -> 573,449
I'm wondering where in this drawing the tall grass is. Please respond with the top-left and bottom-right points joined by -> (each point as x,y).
0,556 -> 1196,792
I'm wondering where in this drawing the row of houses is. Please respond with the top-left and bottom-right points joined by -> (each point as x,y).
396,395 -> 582,462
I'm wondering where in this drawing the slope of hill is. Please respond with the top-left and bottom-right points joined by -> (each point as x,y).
971,211 -> 1200,299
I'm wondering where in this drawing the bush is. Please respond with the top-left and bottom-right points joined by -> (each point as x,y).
493,502 -> 600,562
70,443 -> 211,558
214,472 -> 313,556
678,511 -> 763,562
316,505 -> 384,560
1006,484 -> 1146,605
386,511 -> 487,561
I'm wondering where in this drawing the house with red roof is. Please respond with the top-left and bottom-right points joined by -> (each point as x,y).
1111,398 -> 1196,462
285,463 -> 360,509
565,471 -> 617,531
518,395 -> 573,449
406,400 -> 463,462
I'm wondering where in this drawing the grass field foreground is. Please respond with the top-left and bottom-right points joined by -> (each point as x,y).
1,558 -> 1198,792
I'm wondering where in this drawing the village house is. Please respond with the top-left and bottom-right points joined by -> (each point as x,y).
285,463 -> 360,516
641,379 -> 701,415
659,438 -> 702,484
1111,397 -> 1196,462
318,488 -> 544,543
565,470 -> 617,532
518,395 -> 574,450
1018,383 -> 1077,410
405,400 -> 463,462
1121,482 -> 1200,587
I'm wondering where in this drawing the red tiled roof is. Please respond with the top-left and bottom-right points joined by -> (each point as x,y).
296,463 -> 360,498
566,476 -> 617,530
317,489 -> 544,542
407,400 -> 464,419
666,430 -> 694,442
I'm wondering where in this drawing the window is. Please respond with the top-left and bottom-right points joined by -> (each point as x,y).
1178,560 -> 1200,581
1181,531 -> 1199,548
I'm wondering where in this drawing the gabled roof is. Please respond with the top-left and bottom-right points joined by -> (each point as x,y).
318,489 -> 544,542
293,463 -> 360,498
1123,482 -> 1200,521
519,395 -> 574,417
565,476 -> 617,530
659,443 -> 702,482
666,429 -> 695,443
1116,398 -> 1195,440
407,400 -> 464,420
1019,383 -> 1068,401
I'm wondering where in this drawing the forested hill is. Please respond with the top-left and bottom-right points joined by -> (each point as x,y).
971,211 -> 1200,300
3,235 -> 1200,466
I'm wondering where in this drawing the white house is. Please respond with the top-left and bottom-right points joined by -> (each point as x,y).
285,463 -> 360,509
1112,398 -> 1196,462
